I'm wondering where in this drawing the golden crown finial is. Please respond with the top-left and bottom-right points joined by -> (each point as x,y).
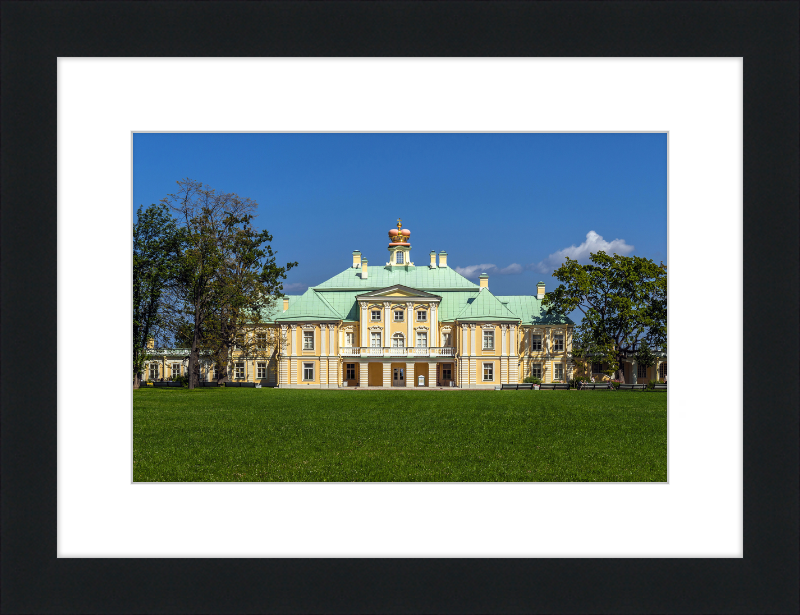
397,218 -> 402,230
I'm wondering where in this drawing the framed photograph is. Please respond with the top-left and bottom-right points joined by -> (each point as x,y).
2,2 -> 797,613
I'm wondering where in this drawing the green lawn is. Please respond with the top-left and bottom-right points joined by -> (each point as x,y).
133,388 -> 667,482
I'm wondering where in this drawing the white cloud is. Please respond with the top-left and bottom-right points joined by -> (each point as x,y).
500,263 -> 523,275
282,282 -> 309,293
454,264 -> 497,279
455,263 -> 524,279
529,231 -> 634,274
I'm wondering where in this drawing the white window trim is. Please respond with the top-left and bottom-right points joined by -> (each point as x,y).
483,330 -> 495,350
531,334 -> 542,351
416,310 -> 427,322
531,363 -> 542,379
371,310 -> 382,321
370,332 -> 382,347
235,362 -> 245,380
257,362 -> 267,379
302,362 -> 315,381
393,310 -> 404,322
302,330 -> 315,350
415,331 -> 428,348
482,362 -> 494,381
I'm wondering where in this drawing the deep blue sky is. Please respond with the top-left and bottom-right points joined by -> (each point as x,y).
133,133 -> 666,306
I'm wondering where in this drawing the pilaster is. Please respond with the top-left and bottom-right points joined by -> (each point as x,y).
382,361 -> 392,387
428,362 -> 437,387
405,362 -> 415,387
359,301 -> 368,347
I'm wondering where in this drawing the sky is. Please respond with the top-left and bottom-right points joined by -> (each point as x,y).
133,133 -> 667,320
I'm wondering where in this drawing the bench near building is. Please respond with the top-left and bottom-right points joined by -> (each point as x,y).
146,221 -> 577,389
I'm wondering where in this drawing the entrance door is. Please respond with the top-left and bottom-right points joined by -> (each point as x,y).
392,367 -> 404,386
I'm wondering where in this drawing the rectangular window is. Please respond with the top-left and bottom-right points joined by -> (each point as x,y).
483,362 -> 494,381
531,334 -> 542,351
442,332 -> 452,347
148,363 -> 158,380
416,332 -> 428,348
416,310 -> 427,321
659,363 -> 667,378
394,310 -> 404,322
303,363 -> 314,381
345,332 -> 354,347
255,332 -> 267,349
396,251 -> 404,264
303,330 -> 314,350
592,362 -> 603,374
257,362 -> 266,378
171,363 -> 181,378
531,364 -> 542,379
371,310 -> 381,321
553,334 -> 564,352
212,364 -> 219,380
483,330 -> 494,350
346,363 -> 356,380
442,364 -> 452,380
554,363 -> 564,380
235,362 -> 244,379
370,332 -> 382,347
637,364 -> 647,378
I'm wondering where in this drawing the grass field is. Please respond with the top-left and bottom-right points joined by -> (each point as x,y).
133,388 -> 667,482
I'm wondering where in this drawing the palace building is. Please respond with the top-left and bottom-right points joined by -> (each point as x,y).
146,221 -> 579,388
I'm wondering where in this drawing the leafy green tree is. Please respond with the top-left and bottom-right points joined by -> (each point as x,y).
132,203 -> 182,388
634,341 -> 658,383
542,251 -> 666,382
163,179 -> 295,388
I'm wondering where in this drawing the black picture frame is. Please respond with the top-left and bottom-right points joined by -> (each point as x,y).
2,2 -> 797,613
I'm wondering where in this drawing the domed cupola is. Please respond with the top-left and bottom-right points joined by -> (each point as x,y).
387,219 -> 413,266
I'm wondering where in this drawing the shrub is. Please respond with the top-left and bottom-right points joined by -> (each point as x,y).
522,376 -> 542,384
647,379 -> 660,390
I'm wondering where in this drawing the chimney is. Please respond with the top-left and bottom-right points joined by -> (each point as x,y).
536,281 -> 545,299
429,251 -> 437,268
283,297 -> 290,311
361,258 -> 368,279
479,273 -> 489,290
438,251 -> 448,267
352,250 -> 361,268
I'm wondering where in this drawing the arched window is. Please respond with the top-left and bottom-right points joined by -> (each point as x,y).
392,333 -> 405,347
396,250 -> 404,264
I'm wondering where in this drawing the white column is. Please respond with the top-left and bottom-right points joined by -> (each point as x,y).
290,325 -> 297,356
320,324 -> 327,357
359,302 -> 368,348
501,324 -> 507,356
430,304 -> 438,349
384,302 -> 391,350
428,362 -> 437,387
406,301 -> 414,352
405,361 -> 414,387
358,360 -> 368,387
470,324 -> 476,356
382,361 -> 391,387
329,325 -> 335,356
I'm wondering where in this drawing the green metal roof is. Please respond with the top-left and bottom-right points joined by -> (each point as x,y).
456,289 -> 520,321
275,289 -> 341,322
495,295 -> 574,325
259,295 -> 301,322
313,264 -> 479,290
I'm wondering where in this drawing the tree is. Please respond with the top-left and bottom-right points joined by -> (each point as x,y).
634,341 -> 658,384
132,203 -> 181,388
163,178 -> 296,389
542,251 -> 667,382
